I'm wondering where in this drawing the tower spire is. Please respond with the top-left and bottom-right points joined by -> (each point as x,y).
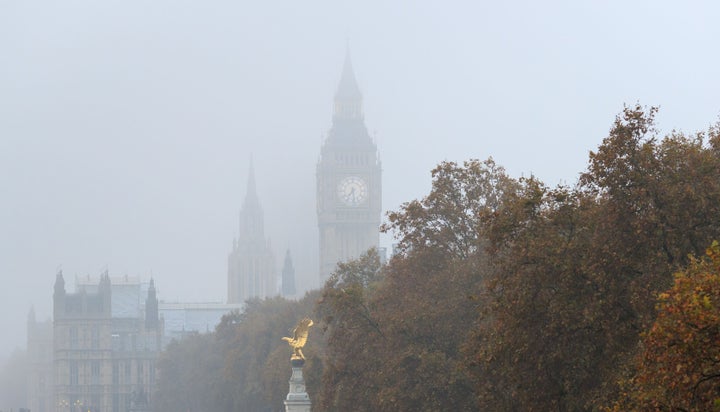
54,269 -> 65,297
244,157 -> 259,210
281,249 -> 296,297
238,159 -> 263,241
334,48 -> 363,119
145,278 -> 159,329
54,269 -> 66,318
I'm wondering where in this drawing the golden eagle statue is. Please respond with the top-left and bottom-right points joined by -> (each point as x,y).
282,318 -> 314,360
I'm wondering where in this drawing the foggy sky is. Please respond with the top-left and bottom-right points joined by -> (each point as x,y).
2,0 -> 719,360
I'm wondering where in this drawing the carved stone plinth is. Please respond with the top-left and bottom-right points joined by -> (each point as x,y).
284,359 -> 311,412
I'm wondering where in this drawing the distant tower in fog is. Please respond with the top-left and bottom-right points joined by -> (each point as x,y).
281,249 -> 297,298
316,51 -> 382,284
228,163 -> 277,303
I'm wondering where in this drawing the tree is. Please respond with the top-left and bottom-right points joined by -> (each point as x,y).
154,333 -> 226,412
369,250 -> 483,411
469,105 -> 720,410
582,105 -> 720,272
383,158 -> 518,260
470,179 -> 626,410
316,249 -> 386,411
614,241 -> 720,411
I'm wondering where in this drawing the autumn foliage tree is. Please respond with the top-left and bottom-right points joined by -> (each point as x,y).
385,158 -> 518,259
315,250 -> 386,411
468,105 -> 720,410
469,180 -> 615,410
614,241 -> 720,411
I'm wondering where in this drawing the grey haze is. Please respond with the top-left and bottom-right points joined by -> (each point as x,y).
1,0 -> 719,360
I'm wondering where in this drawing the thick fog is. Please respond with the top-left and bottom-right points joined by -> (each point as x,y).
1,1 -> 719,360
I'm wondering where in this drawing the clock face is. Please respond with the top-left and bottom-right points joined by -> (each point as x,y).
337,176 -> 368,207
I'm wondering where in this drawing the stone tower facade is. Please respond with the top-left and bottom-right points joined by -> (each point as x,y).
228,163 -> 277,303
52,271 -> 161,412
317,53 -> 382,284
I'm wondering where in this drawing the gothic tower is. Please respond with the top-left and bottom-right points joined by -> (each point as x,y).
317,52 -> 382,284
145,278 -> 159,330
281,249 -> 296,298
228,163 -> 277,303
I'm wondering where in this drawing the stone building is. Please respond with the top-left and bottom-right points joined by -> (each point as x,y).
52,271 -> 161,412
317,52 -> 382,283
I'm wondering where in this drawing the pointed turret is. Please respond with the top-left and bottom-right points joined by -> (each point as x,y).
238,160 -> 265,244
54,270 -> 66,318
324,50 -> 374,149
54,270 -> 65,296
243,158 -> 261,212
281,249 -> 296,297
335,49 -> 362,101
333,48 -> 363,120
145,278 -> 159,330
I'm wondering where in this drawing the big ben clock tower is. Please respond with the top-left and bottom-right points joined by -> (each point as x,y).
317,52 -> 382,284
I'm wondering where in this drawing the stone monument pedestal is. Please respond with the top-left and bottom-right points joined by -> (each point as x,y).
284,358 -> 311,412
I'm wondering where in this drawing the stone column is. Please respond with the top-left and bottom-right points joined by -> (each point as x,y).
284,358 -> 311,412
